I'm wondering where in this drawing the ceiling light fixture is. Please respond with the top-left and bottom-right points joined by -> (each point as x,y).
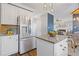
42,3 -> 53,12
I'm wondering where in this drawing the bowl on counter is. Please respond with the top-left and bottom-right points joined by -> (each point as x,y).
7,31 -> 14,36
48,31 -> 57,37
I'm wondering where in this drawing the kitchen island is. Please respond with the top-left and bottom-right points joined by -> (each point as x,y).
36,34 -> 69,56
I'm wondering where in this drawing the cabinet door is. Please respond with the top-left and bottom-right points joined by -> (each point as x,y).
1,36 -> 18,56
41,14 -> 48,34
32,37 -> 37,49
1,4 -> 18,25
54,38 -> 68,56
54,41 -> 63,56
37,39 -> 54,56
31,16 -> 42,36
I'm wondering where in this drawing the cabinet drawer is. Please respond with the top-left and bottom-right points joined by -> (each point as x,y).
54,38 -> 68,56
54,48 -> 68,56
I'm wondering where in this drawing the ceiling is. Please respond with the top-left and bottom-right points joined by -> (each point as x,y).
21,3 -> 45,12
21,3 -> 78,12
21,3 -> 78,18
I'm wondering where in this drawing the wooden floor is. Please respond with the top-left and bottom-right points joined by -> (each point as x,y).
16,47 -> 75,56
17,49 -> 37,56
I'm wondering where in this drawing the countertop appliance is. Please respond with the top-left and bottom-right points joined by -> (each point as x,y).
17,16 -> 32,54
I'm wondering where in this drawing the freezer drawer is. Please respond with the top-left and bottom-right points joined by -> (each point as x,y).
19,38 -> 33,54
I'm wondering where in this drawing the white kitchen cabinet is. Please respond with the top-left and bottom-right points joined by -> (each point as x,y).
31,16 -> 42,36
0,3 -> 32,25
0,35 -> 18,56
37,39 -> 54,56
39,13 -> 54,34
37,37 -> 68,56
32,37 -> 37,49
31,13 -> 48,36
40,14 -> 48,34
54,38 -> 68,56
1,4 -> 18,25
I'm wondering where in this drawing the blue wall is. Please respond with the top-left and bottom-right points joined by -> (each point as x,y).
73,14 -> 79,32
48,13 -> 54,32
73,21 -> 79,32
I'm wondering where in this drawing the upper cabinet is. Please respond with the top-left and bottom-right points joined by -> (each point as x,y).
40,13 -> 54,34
0,3 -> 32,25
1,4 -> 18,25
40,13 -> 48,34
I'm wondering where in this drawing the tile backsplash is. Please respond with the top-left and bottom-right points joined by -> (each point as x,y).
0,25 -> 18,35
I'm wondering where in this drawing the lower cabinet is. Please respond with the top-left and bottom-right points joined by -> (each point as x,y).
32,37 -> 37,49
37,38 -> 68,56
37,39 -> 54,56
54,38 -> 68,56
0,35 -> 18,56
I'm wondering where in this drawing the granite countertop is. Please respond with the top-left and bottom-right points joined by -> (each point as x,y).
36,34 -> 68,44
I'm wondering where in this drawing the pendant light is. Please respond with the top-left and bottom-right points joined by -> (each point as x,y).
42,3 -> 53,12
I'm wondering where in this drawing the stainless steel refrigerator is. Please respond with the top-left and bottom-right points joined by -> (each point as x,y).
17,16 -> 33,54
